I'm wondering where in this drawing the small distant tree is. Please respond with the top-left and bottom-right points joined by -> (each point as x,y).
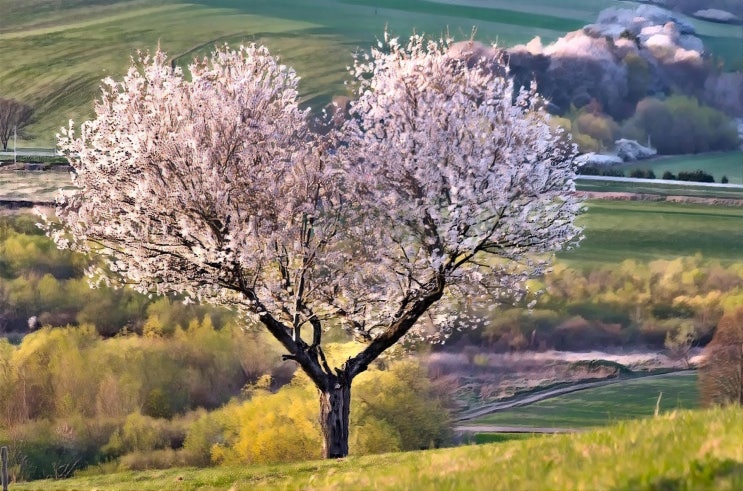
44,37 -> 581,458
699,307 -> 743,406
0,98 -> 33,151
664,321 -> 696,368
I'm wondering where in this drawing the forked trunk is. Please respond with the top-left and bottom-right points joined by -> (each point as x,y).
319,381 -> 351,458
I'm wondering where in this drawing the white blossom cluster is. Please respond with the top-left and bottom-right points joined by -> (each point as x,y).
42,36 -> 581,381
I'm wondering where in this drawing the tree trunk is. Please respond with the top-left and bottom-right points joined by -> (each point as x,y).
319,379 -> 351,458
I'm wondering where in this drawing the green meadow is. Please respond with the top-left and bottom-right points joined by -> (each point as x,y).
1,0 -> 739,146
559,200 -> 743,267
10,407 -> 743,490
469,372 -> 699,430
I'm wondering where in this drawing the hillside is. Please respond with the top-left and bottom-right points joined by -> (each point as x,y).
1,0 -> 740,146
10,406 -> 743,490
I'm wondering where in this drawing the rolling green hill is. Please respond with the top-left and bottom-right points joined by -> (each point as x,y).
1,0 -> 739,146
10,406 -> 743,490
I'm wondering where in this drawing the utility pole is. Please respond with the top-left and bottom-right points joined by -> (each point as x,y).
13,125 -> 16,164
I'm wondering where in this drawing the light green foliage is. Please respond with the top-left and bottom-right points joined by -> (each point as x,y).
180,356 -> 453,466
351,359 -> 452,454
0,322 -> 282,477
470,254 -> 743,349
623,52 -> 651,105
622,96 -> 739,155
211,381 -> 322,466
573,110 -> 620,152
664,321 -> 697,366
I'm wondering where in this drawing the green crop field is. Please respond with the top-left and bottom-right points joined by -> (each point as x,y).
622,152 -> 743,184
10,407 -> 743,490
0,0 -> 738,146
468,372 -> 699,430
559,200 -> 743,267
577,179 -> 743,198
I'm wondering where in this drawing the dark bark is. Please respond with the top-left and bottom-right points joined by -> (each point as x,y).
319,374 -> 351,458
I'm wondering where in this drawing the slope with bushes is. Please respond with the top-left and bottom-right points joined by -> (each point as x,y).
9,407 -> 743,490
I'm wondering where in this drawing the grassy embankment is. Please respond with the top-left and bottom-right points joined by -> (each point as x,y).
468,372 -> 699,430
1,0 -> 738,146
10,406 -> 742,490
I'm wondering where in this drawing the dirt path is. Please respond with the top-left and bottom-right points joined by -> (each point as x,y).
454,370 -> 696,434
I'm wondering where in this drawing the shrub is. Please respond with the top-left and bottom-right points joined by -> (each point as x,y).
577,165 -> 624,177
629,169 -> 656,179
677,169 -> 715,183
623,96 -> 739,154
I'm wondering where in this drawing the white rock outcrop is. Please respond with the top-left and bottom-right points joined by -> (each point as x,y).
575,153 -> 624,166
614,139 -> 657,161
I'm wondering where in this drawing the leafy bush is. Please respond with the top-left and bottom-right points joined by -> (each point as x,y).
629,169 -> 656,179
623,96 -> 739,154
677,169 -> 715,183
180,356 -> 454,466
577,165 -> 624,177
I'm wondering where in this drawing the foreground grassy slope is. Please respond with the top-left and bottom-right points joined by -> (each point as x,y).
13,407 -> 743,490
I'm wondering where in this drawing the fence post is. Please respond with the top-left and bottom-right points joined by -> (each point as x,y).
1,445 -> 8,491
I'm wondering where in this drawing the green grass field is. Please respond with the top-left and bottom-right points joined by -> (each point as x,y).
1,0 -> 738,146
9,406 -> 743,490
622,152 -> 743,184
469,372 -> 699,430
559,200 -> 743,267
577,179 -> 743,198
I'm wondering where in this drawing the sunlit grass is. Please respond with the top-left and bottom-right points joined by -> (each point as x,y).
11,406 -> 743,490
